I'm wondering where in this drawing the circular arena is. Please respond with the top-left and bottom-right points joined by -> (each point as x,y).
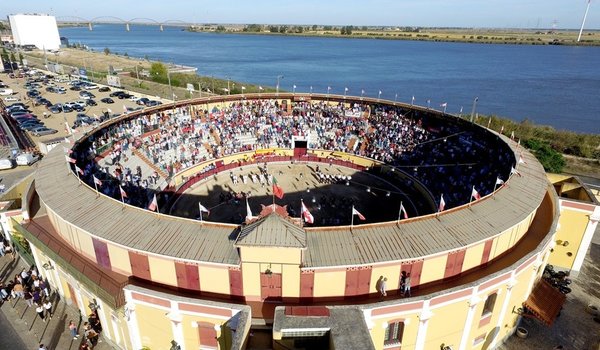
24,93 -> 558,350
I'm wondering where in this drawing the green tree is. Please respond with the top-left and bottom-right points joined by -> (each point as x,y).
18,52 -> 23,65
312,24 -> 318,31
523,139 -> 566,173
103,47 -> 110,55
279,26 -> 287,33
150,62 -> 168,81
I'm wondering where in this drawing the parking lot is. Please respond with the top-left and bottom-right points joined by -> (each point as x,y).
1,67 -> 166,145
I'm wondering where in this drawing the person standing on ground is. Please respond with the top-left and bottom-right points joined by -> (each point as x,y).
43,298 -> 53,319
69,320 -> 79,339
35,302 -> 46,322
381,277 -> 388,298
404,273 -> 412,297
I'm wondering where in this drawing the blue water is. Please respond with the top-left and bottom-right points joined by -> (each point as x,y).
60,25 -> 600,133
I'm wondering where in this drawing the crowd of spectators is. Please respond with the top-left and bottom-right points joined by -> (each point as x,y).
72,98 -> 513,213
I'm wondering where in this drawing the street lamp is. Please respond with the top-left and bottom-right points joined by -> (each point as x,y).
276,75 -> 284,95
470,97 -> 479,123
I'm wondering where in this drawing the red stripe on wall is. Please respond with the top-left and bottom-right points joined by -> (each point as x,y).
131,292 -> 171,308
178,303 -> 232,318
481,240 -> 494,265
371,301 -> 424,316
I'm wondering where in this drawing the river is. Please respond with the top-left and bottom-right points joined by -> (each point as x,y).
60,24 -> 600,133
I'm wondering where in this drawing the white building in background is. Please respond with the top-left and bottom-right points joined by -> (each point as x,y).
8,14 -> 60,50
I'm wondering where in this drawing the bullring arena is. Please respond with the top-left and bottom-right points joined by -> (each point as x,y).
9,92 -> 566,350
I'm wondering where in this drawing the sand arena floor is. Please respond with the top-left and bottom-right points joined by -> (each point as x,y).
170,162 -> 419,226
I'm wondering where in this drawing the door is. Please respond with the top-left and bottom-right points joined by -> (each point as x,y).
444,252 -> 457,279
300,270 -> 315,300
229,268 -> 243,298
345,268 -> 360,296
67,282 -> 79,308
175,262 -> 201,290
454,249 -> 466,275
92,238 -> 111,270
261,273 -> 282,300
357,266 -> 372,295
128,251 -> 151,280
481,240 -> 494,264
411,260 -> 424,287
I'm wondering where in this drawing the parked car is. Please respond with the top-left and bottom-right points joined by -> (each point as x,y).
48,105 -> 62,114
62,105 -> 73,113
70,86 -> 81,91
86,99 -> 98,106
21,123 -> 46,131
0,158 -> 16,170
16,153 -> 40,166
146,100 -> 162,107
101,97 -> 114,104
136,97 -> 150,105
0,88 -> 14,96
3,96 -> 19,102
31,127 -> 58,137
98,86 -> 111,92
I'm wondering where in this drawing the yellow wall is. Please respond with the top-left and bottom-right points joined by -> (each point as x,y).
241,262 -> 261,297
313,270 -> 345,297
198,265 -> 230,294
371,313 -> 419,350
420,255 -> 447,284
494,229 -> 511,258
107,244 -> 132,275
549,208 -> 588,269
73,227 -> 96,261
282,264 -> 300,298
463,243 -> 485,272
240,247 -> 302,265
148,255 -> 177,286
426,301 -> 469,350
135,304 -> 174,349
371,265 -> 401,293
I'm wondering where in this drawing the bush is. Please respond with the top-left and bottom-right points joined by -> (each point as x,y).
523,139 -> 566,173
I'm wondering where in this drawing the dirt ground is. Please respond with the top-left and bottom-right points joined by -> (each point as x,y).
170,162 -> 412,226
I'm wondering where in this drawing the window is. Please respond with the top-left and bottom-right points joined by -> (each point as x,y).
384,320 -> 405,346
482,293 -> 497,316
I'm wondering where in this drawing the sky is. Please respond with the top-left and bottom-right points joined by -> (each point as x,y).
3,0 -> 599,29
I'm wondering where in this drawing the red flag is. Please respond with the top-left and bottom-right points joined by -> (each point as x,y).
439,194 -> 446,212
352,206 -> 366,221
93,176 -> 102,187
74,165 -> 84,175
119,186 -> 128,198
148,194 -> 158,212
272,176 -> 284,199
65,155 -> 76,164
496,177 -> 505,186
400,202 -> 408,219
471,187 -> 481,201
301,200 -> 314,224
518,154 -> 526,164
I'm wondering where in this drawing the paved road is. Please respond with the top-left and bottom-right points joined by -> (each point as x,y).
0,308 -> 28,349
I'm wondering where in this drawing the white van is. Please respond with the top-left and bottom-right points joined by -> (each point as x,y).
16,153 -> 40,166
0,158 -> 16,170
0,88 -> 14,96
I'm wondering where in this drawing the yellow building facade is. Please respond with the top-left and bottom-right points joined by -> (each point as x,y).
0,94 -> 575,350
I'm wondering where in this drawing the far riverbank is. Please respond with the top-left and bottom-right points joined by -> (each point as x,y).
187,26 -> 600,47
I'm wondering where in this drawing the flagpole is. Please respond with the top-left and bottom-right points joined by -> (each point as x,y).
199,202 -> 203,222
469,186 -> 474,207
93,178 -> 98,194
156,198 -> 160,215
351,205 -> 355,228
120,189 -> 125,205
397,201 -> 403,224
